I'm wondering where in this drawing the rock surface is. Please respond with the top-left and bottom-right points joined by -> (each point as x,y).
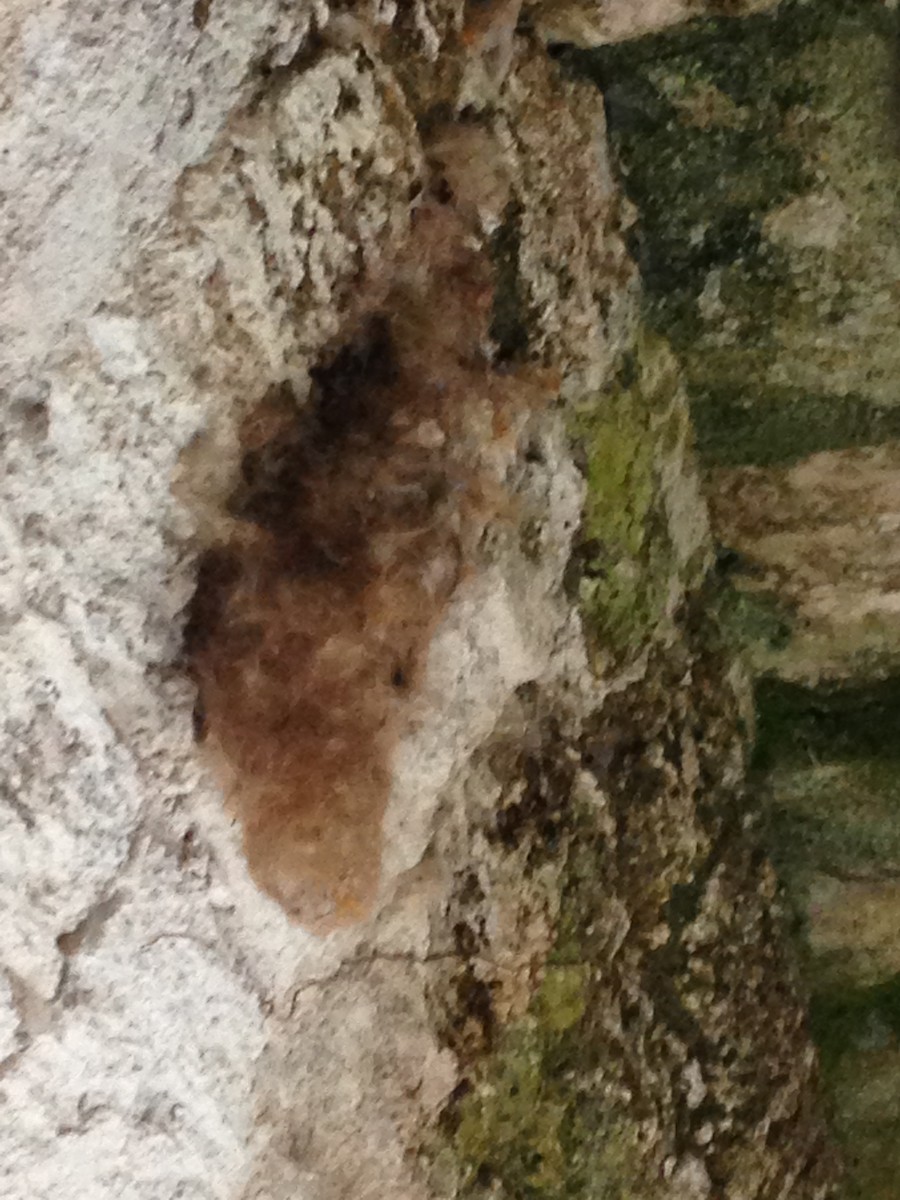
530,0 -> 777,49
1,1 -> 840,1198
587,3 -> 900,1195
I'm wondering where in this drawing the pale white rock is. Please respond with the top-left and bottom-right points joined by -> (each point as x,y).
0,0 -> 637,1196
0,0 -> 321,385
683,1059 -> 708,1110
531,0 -> 779,48
763,189 -> 853,253
671,1154 -> 712,1199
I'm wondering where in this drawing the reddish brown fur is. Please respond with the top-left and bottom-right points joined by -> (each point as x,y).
185,195 -> 557,933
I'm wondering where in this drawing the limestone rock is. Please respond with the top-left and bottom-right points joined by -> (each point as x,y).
530,0 -> 778,49
0,1 -> 838,1197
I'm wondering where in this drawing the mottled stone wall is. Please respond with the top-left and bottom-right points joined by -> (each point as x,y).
1,2 -> 840,1198
587,2 -> 900,1195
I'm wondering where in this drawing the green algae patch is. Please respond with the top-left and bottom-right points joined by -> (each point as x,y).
568,331 -> 707,667
533,963 -> 589,1033
445,846 -> 658,1200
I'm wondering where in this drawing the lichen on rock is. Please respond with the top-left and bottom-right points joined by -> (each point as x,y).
0,0 -> 851,1196
430,602 -> 837,1199
570,4 -> 900,1194
568,328 -> 709,668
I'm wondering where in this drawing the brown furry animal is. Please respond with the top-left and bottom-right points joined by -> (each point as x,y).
185,191 -> 557,933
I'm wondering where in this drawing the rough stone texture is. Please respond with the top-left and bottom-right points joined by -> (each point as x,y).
752,671 -> 900,1200
585,0 -> 900,477
434,617 -> 837,1200
708,445 -> 900,680
530,0 -> 778,50
1,1 -> 840,1199
582,4 -> 900,1196
807,874 -> 900,985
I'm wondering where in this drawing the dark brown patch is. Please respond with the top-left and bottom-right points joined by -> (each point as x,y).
184,199 -> 557,933
192,0 -> 212,31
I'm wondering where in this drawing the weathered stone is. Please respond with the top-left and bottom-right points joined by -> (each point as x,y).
708,445 -> 900,679
0,0 -> 840,1197
530,0 -> 778,50
807,875 -> 900,987
570,4 -> 900,1195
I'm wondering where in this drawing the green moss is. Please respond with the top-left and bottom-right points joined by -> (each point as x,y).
450,969 -> 590,1198
447,822 -> 660,1200
568,332 -> 685,664
452,1018 -> 566,1194
532,964 -> 589,1033
577,392 -> 654,561
446,777 -> 667,1200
